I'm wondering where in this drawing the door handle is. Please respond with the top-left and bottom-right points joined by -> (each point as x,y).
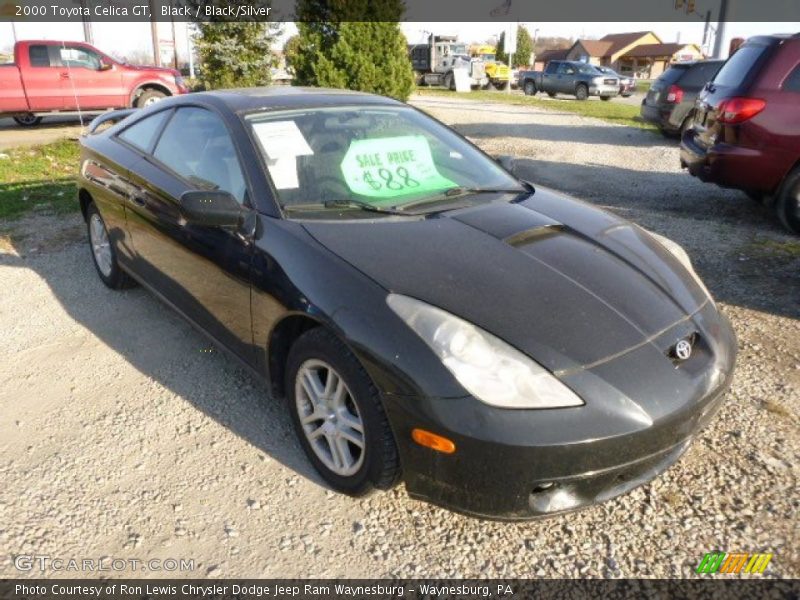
131,195 -> 146,207
59,72 -> 70,79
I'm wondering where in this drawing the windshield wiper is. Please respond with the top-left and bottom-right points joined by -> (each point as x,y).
394,186 -> 527,211
284,199 -> 408,216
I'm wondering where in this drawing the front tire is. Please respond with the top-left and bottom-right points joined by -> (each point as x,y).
286,328 -> 400,495
86,203 -> 132,289
135,89 -> 166,108
575,84 -> 589,101
523,80 -> 536,96
776,167 -> 800,235
13,113 -> 42,127
443,72 -> 455,91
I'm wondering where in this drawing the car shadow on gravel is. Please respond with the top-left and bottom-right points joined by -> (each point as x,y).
450,121 -> 666,147
0,231 -> 328,489
514,158 -> 800,321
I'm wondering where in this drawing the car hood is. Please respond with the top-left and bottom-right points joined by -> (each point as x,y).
302,187 -> 710,373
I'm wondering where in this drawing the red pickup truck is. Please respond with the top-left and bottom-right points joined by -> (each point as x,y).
0,40 -> 188,126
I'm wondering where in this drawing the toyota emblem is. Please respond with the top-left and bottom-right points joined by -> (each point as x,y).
674,339 -> 693,361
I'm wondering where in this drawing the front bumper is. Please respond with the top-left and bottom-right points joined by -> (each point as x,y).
589,84 -> 619,97
384,306 -> 736,520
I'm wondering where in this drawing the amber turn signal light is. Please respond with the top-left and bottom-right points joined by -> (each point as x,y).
411,428 -> 456,454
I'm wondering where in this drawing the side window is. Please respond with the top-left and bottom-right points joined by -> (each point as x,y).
118,110 -> 171,152
545,62 -> 558,74
153,107 -> 247,204
680,63 -> 721,88
783,64 -> 800,92
28,45 -> 51,67
59,46 -> 100,70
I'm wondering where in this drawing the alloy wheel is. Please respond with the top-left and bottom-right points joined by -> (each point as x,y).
294,359 -> 365,477
89,213 -> 113,277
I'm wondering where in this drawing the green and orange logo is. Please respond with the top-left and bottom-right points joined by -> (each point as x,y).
696,552 -> 773,574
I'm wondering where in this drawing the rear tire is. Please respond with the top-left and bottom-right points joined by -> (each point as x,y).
13,114 -> 42,127
135,89 -> 166,108
775,167 -> 800,235
547,91 -> 557,98
285,328 -> 400,495
86,203 -> 133,290
523,80 -> 536,96
575,84 -> 588,101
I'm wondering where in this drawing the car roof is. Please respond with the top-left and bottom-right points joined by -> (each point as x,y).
187,87 -> 405,114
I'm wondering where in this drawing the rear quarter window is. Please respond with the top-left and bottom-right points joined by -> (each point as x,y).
713,45 -> 768,87
28,45 -> 51,67
783,63 -> 800,92
118,109 -> 171,152
656,66 -> 688,85
678,62 -> 723,88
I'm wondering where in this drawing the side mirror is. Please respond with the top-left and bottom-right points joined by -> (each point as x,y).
98,60 -> 113,71
179,190 -> 242,227
494,154 -> 517,174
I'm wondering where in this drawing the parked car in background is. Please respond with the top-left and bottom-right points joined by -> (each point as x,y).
596,66 -> 635,97
519,61 -> 619,101
681,34 -> 800,234
0,40 -> 188,126
640,60 -> 724,137
77,88 -> 735,519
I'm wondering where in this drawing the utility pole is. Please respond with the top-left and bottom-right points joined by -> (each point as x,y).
11,21 -> 18,42
79,0 -> 93,44
148,0 -> 161,66
712,0 -> 728,59
186,24 -> 195,78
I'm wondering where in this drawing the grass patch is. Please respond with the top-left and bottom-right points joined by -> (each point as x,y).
412,88 -> 656,131
0,139 -> 80,220
635,79 -> 652,93
748,238 -> 800,257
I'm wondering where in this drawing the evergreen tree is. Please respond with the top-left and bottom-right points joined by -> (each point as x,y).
194,22 -> 281,90
292,1 -> 414,101
497,25 -> 534,68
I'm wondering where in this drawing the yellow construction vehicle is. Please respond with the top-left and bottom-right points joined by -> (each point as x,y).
469,44 -> 511,89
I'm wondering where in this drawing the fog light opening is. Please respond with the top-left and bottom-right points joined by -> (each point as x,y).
532,482 -> 557,494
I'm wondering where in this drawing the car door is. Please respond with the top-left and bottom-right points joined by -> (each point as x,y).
56,44 -> 125,110
19,44 -> 64,110
542,61 -> 559,92
123,105 -> 255,364
557,62 -> 575,93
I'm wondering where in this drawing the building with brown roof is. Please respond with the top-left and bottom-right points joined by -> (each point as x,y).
619,43 -> 703,78
531,47 -> 571,70
562,31 -> 704,79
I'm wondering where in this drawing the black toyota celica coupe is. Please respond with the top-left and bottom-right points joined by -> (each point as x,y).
77,87 -> 736,519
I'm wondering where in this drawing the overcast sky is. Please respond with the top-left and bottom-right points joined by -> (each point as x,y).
2,21 -> 798,61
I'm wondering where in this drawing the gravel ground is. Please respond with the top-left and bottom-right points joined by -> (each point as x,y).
0,117 -> 84,150
0,95 -> 798,580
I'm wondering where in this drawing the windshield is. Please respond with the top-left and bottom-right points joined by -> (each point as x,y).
246,105 -> 523,215
577,64 -> 602,75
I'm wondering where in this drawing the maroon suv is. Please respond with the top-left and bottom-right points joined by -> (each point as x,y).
680,34 -> 800,234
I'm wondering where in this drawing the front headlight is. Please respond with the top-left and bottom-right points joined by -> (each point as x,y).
592,76 -> 605,84
647,230 -> 714,303
386,294 -> 584,409
174,75 -> 185,87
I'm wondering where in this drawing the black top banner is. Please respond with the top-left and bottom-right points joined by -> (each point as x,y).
2,0 -> 800,22
2,579 -> 800,600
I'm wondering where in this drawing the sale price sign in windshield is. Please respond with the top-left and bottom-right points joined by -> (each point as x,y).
340,135 -> 457,200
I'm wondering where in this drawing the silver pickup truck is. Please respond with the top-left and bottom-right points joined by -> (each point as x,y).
519,60 -> 619,101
